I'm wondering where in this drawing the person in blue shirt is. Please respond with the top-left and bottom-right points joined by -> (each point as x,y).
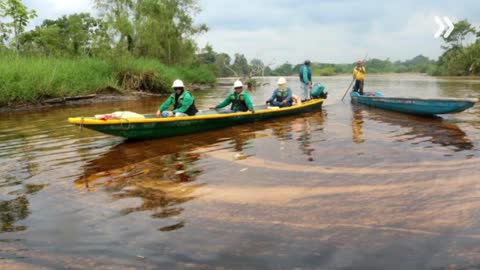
298,60 -> 312,100
266,77 -> 293,107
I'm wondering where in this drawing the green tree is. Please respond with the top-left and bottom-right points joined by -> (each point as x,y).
136,0 -> 207,64
18,13 -> 106,56
264,66 -> 273,76
272,62 -> 293,76
442,19 -> 476,50
197,44 -> 216,65
94,0 -> 207,64
231,53 -> 250,76
433,19 -> 480,76
93,0 -> 134,53
18,25 -> 63,55
214,52 -> 234,77
249,58 -> 264,76
0,0 -> 36,50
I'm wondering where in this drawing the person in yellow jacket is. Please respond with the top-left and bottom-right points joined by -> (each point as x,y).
353,60 -> 366,95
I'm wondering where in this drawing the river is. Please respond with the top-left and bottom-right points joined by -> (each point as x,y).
1,75 -> 480,269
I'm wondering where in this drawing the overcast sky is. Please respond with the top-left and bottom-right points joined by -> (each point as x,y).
24,0 -> 480,64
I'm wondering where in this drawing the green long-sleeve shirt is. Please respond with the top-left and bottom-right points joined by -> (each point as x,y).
159,90 -> 194,113
215,91 -> 254,112
302,65 -> 311,84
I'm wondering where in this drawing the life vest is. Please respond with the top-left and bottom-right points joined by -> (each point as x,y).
230,92 -> 248,112
298,65 -> 312,84
173,91 -> 198,116
353,66 -> 366,81
275,88 -> 291,103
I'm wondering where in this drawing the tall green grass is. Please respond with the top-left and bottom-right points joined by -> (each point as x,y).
113,56 -> 216,92
0,54 -> 216,106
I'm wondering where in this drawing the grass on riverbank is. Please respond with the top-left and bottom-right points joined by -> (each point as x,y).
0,54 -> 216,106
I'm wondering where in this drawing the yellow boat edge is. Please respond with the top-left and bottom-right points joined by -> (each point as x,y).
68,99 -> 325,125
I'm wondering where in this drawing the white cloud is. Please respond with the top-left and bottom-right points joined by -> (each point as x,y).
195,0 -> 480,64
22,0 -> 479,64
25,0 -> 94,28
196,10 -> 445,65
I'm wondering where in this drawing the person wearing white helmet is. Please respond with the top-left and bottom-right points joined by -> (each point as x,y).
156,79 -> 198,117
266,77 -> 293,107
209,80 -> 255,113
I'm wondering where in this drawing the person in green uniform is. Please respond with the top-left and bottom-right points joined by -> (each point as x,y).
209,80 -> 255,113
156,79 -> 198,117
298,60 -> 312,100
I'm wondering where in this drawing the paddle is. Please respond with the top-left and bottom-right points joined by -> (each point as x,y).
341,53 -> 368,102
340,79 -> 356,101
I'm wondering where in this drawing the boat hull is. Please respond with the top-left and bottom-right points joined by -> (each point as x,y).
68,99 -> 324,139
350,92 -> 477,116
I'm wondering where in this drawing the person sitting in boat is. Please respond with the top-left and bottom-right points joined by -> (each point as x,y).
266,77 -> 293,108
209,80 -> 255,113
353,60 -> 366,95
156,79 -> 198,117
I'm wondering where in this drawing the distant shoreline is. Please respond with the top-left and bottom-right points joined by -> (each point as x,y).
220,74 -> 480,79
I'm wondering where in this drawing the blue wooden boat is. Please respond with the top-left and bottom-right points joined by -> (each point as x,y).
350,91 -> 477,116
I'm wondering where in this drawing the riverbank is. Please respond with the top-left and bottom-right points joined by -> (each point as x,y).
0,54 -> 216,110
0,90 -> 156,113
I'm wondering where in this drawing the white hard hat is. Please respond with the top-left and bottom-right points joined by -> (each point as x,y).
172,79 -> 185,88
277,77 -> 287,85
233,80 -> 243,88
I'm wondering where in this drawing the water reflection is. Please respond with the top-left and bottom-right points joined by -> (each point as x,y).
0,152 -> 47,233
352,104 -> 473,151
73,112 -> 327,231
436,78 -> 480,99
293,117 -> 317,161
0,183 -> 46,233
75,151 -> 203,231
351,106 -> 365,144
73,121 -> 277,231
0,196 -> 29,233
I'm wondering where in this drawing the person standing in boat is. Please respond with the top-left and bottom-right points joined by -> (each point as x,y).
298,60 -> 312,101
353,60 -> 366,95
156,79 -> 198,117
209,80 -> 255,113
266,77 -> 293,108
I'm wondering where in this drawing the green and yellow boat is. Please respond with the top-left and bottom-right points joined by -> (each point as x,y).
68,99 -> 324,140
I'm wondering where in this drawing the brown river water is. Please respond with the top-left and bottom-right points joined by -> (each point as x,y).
1,75 -> 480,269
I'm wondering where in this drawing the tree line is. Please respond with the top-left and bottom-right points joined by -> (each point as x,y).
0,0 -> 479,77
195,20 -> 480,78
0,0 -> 207,66
196,47 -> 439,78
